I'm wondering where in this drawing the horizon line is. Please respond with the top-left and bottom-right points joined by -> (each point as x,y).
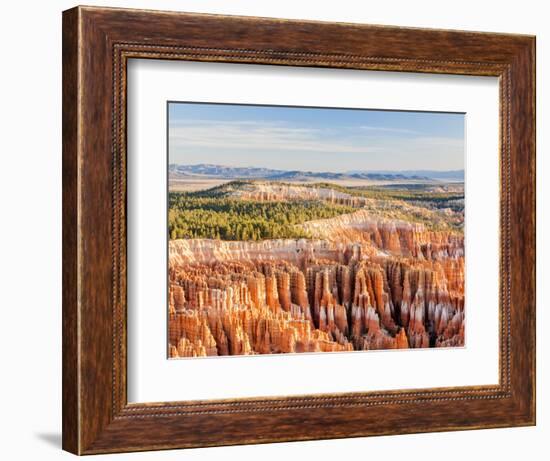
169,162 -> 465,173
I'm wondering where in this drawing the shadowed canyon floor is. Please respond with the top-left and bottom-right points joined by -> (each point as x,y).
168,179 -> 465,358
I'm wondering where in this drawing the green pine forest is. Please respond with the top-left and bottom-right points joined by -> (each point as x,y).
168,194 -> 355,240
168,181 -> 464,241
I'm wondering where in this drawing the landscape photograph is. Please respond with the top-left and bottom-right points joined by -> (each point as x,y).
167,102 -> 465,358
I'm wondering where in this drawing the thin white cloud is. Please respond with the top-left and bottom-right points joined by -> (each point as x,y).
169,119 -> 376,154
358,125 -> 419,135
168,119 -> 463,166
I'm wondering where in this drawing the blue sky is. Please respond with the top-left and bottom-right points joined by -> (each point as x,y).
168,102 -> 464,172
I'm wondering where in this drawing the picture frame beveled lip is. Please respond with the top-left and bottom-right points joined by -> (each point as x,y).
62,5 -> 535,455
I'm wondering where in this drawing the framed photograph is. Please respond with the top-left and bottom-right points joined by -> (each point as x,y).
62,6 -> 535,455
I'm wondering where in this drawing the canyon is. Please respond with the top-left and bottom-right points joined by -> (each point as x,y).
168,213 -> 465,358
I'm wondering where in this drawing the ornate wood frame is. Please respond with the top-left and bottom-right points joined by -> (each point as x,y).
62,5 -> 536,455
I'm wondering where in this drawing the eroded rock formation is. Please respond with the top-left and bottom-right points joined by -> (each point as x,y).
227,182 -> 368,207
297,209 -> 464,259
168,234 -> 464,358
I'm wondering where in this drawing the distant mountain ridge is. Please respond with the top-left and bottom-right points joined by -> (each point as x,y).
169,164 -> 464,182
348,169 -> 464,181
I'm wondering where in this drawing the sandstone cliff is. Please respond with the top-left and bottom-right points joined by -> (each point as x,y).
168,237 -> 464,357
297,209 -> 464,259
227,181 -> 367,207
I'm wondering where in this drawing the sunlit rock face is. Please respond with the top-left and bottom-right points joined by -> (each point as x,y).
226,182 -> 369,207
297,209 -> 464,259
169,238 -> 345,267
168,234 -> 464,358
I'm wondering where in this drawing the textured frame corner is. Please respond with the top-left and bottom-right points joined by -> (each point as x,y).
62,5 -> 535,455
